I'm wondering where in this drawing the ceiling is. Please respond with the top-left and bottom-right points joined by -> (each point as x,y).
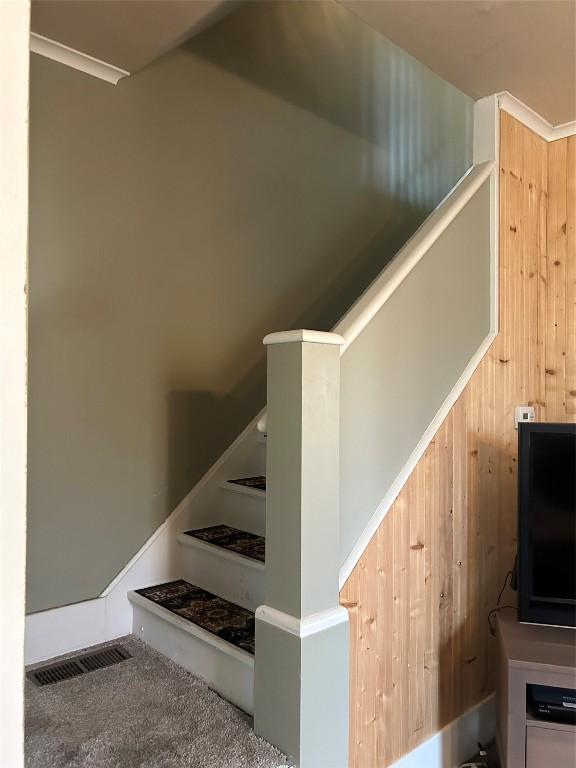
339,0 -> 576,125
31,0 -> 576,124
31,0 -> 236,73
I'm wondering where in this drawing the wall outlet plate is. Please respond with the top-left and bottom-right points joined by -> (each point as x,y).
515,406 -> 535,429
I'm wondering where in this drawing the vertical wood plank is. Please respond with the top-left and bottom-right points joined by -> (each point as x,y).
451,394 -> 467,716
546,139 -> 568,420
565,136 -> 576,420
424,430 -> 440,731
340,568 -> 360,768
408,459 -> 426,747
436,416 -> 453,724
376,512 -> 393,767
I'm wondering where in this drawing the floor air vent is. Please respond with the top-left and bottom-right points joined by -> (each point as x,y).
28,645 -> 131,686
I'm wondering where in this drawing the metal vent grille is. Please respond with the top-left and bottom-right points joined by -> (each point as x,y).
28,645 -> 131,686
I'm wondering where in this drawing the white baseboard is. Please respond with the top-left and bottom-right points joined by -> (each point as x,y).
25,596 -> 122,665
390,695 -> 496,768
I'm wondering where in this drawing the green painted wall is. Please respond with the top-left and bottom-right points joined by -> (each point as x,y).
27,0 -> 472,612
340,180 -> 493,562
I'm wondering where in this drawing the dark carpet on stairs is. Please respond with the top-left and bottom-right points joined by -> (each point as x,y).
135,580 -> 255,654
228,476 -> 266,491
184,525 -> 265,563
25,636 -> 287,768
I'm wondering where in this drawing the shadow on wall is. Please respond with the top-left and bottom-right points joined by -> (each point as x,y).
164,2 -> 471,496
186,0 -> 472,210
167,377 -> 265,513
166,194 -> 425,507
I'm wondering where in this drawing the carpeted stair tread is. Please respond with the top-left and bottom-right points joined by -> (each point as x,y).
135,580 -> 255,655
184,524 -> 265,563
227,476 -> 266,492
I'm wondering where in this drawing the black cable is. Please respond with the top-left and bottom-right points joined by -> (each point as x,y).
488,604 -> 517,636
487,567 -> 516,636
497,570 -> 513,606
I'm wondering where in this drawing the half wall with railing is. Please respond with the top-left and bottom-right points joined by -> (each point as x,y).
255,97 -> 498,766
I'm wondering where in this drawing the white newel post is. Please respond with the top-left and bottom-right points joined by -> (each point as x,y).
254,330 -> 349,768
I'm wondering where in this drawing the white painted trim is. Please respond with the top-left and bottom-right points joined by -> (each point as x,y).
30,32 -> 129,85
474,94 -> 499,165
339,328 -> 496,588
551,120 -> 576,141
1,4 -> 30,765
256,605 -> 348,639
390,694 -> 495,768
334,162 -> 494,353
256,416 -> 267,434
263,329 -> 345,346
176,531 -> 265,572
498,91 -> 576,141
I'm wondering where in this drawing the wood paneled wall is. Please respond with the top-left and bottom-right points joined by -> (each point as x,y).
340,112 -> 575,768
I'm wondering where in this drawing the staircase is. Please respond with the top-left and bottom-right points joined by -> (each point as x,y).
118,103 -> 497,767
127,463 -> 267,715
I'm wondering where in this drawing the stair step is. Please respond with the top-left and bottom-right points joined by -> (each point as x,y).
133,579 -> 255,655
183,524 -> 265,563
177,528 -> 264,611
219,478 -> 266,536
129,580 -> 254,713
228,475 -> 266,491
222,476 -> 266,498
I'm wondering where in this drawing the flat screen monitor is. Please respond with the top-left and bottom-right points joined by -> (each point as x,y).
518,422 -> 576,628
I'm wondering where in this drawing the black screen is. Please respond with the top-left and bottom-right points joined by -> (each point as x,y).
519,424 -> 576,627
529,432 -> 576,603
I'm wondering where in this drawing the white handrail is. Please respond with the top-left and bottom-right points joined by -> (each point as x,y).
256,160 -> 494,433
334,161 -> 494,351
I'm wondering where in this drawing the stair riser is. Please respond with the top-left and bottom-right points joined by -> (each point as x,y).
218,489 -> 266,536
256,439 -> 267,472
131,602 -> 254,714
177,539 -> 264,612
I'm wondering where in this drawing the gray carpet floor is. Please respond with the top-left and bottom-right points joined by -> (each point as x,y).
25,636 -> 288,768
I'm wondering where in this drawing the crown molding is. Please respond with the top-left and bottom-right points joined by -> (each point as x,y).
30,33 -> 129,85
498,92 -> 576,142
